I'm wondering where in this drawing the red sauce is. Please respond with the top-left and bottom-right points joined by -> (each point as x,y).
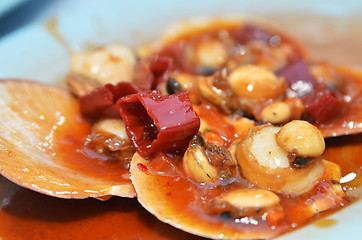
138,134 -> 359,238
0,176 -> 205,240
0,135 -> 359,240
51,116 -> 131,183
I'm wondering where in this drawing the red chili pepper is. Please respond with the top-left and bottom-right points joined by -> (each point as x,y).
79,82 -> 140,120
149,56 -> 174,90
304,86 -> 343,123
277,59 -> 343,123
117,91 -> 200,157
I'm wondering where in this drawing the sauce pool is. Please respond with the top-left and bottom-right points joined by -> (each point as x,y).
0,176 -> 206,240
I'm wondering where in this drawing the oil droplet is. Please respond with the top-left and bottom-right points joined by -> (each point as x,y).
314,218 -> 338,228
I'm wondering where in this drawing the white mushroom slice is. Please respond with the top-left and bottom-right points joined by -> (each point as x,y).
93,119 -> 129,140
237,124 -> 325,195
71,44 -> 136,85
220,188 -> 280,209
249,126 -> 289,169
183,143 -> 218,183
0,80 -> 135,199
194,39 -> 228,67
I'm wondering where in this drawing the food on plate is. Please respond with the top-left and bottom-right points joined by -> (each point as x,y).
0,18 -> 361,239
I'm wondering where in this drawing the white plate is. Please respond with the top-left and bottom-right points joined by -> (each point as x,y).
0,0 -> 361,239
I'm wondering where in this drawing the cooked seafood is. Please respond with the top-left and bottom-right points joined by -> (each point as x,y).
0,17 -> 360,240
147,18 -> 362,137
131,121 -> 348,239
127,18 -> 361,239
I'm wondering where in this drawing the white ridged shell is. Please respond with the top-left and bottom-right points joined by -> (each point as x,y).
0,80 -> 135,199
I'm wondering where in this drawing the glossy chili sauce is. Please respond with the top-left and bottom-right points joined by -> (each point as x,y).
0,115 -> 204,240
0,125 -> 359,240
131,19 -> 361,236
140,102 -> 361,238
51,114 -> 132,184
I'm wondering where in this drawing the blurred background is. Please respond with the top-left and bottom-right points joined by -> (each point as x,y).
0,0 -> 361,82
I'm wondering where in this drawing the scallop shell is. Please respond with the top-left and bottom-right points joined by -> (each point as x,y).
317,66 -> 362,138
0,80 -> 135,199
130,153 -> 281,239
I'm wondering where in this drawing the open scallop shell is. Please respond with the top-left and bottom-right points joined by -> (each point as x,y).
0,80 -> 135,199
130,153 -> 282,239
316,65 -> 362,137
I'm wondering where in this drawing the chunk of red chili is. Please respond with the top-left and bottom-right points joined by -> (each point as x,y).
117,91 -> 200,157
144,56 -> 174,90
79,82 -> 140,120
304,86 -> 343,123
277,59 -> 343,123
134,56 -> 174,91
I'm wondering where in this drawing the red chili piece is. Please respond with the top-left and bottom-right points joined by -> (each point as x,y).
304,86 -> 343,123
117,91 -> 200,157
137,163 -> 148,172
79,82 -> 140,120
277,59 -> 343,123
149,56 -> 174,90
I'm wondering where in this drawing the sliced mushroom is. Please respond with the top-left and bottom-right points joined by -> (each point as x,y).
236,122 -> 325,195
93,119 -> 129,140
183,134 -> 234,183
70,44 -> 136,85
193,38 -> 228,68
87,119 -> 135,161
198,70 -> 239,114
